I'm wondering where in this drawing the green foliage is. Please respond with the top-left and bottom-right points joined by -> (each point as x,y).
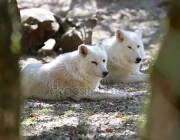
121,115 -> 134,123
77,122 -> 88,135
135,114 -> 146,131
23,118 -> 37,125
33,108 -> 51,114
65,109 -> 74,114
57,119 -> 63,124
10,33 -> 20,54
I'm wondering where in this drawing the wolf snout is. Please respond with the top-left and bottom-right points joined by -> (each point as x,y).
102,71 -> 109,77
136,57 -> 142,63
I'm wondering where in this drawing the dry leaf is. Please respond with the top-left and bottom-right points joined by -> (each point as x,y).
105,128 -> 114,133
115,114 -> 124,118
29,113 -> 39,117
68,128 -> 74,137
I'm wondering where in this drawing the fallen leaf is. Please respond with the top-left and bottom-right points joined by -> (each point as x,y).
68,128 -> 74,137
29,113 -> 39,117
105,127 -> 114,133
115,114 -> 124,118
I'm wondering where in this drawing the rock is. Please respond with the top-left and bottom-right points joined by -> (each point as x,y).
20,8 -> 97,54
53,16 -> 97,52
21,20 -> 58,54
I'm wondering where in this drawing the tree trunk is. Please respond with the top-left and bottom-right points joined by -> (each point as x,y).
143,0 -> 180,140
0,0 -> 21,140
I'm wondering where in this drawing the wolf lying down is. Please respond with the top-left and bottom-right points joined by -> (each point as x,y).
100,29 -> 149,84
21,43 -> 147,101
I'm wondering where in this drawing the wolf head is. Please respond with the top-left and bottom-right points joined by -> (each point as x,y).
113,29 -> 145,64
78,44 -> 108,78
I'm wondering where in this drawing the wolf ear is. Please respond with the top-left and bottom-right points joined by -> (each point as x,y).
116,30 -> 124,42
135,29 -> 142,38
79,44 -> 89,57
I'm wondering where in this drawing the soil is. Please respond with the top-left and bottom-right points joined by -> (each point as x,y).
17,0 -> 166,139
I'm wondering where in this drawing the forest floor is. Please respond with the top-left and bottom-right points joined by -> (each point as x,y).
18,0 -> 166,139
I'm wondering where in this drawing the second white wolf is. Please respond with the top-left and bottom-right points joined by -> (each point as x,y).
100,29 -> 149,84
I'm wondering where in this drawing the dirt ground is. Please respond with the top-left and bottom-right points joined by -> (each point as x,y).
18,0 -> 165,139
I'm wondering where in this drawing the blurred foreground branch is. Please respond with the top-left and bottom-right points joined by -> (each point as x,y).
143,0 -> 180,140
0,0 -> 21,140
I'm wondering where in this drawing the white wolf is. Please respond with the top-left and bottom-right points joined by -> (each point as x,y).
100,29 -> 149,84
21,43 -> 146,101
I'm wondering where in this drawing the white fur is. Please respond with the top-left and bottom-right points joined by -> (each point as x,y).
21,44 -> 110,101
100,29 -> 149,84
21,42 -> 148,101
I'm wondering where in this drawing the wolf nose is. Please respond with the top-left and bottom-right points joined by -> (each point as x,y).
102,71 -> 109,77
136,57 -> 142,63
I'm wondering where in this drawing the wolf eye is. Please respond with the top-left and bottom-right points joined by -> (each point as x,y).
103,59 -> 106,62
127,46 -> 132,49
91,61 -> 98,65
137,45 -> 140,48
